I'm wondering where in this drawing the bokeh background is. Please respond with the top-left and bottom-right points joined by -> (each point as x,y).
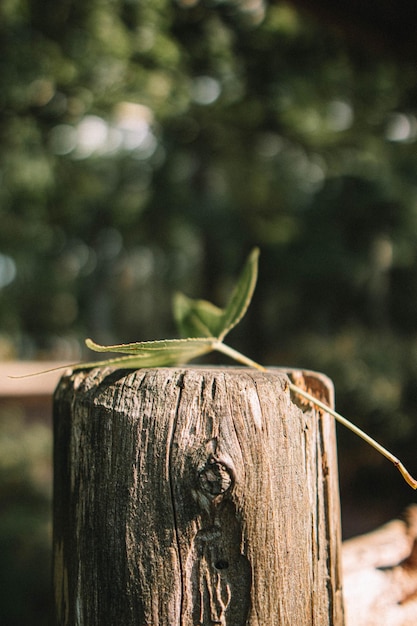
2,0 -> 417,623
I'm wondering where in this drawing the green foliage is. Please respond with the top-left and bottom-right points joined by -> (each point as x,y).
84,336 -> 214,368
82,247 -> 260,367
81,248 -> 417,490
173,293 -> 224,338
2,0 -> 417,359
0,408 -> 52,625
173,247 -> 259,340
1,0 -> 416,488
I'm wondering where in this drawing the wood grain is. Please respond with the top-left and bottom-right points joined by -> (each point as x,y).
53,366 -> 344,625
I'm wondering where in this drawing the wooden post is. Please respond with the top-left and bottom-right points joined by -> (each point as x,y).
53,366 -> 344,625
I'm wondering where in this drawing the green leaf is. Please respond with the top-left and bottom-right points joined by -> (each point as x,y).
83,337 -> 215,367
218,247 -> 259,340
173,247 -> 259,341
9,337 -> 217,378
173,292 -> 225,338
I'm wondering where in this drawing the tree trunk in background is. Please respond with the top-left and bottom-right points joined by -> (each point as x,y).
53,366 -> 344,625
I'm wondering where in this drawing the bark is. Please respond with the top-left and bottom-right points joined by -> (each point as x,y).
53,366 -> 344,625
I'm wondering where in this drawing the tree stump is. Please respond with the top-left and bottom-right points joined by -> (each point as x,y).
53,366 -> 344,625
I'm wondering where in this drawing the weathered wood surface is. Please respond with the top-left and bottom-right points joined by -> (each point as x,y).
343,504 -> 417,626
53,366 -> 344,625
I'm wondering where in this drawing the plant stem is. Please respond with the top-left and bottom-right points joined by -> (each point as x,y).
289,383 -> 417,490
213,341 -> 266,371
215,340 -> 417,490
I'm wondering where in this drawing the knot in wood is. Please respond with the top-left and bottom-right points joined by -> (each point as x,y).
198,456 -> 233,497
